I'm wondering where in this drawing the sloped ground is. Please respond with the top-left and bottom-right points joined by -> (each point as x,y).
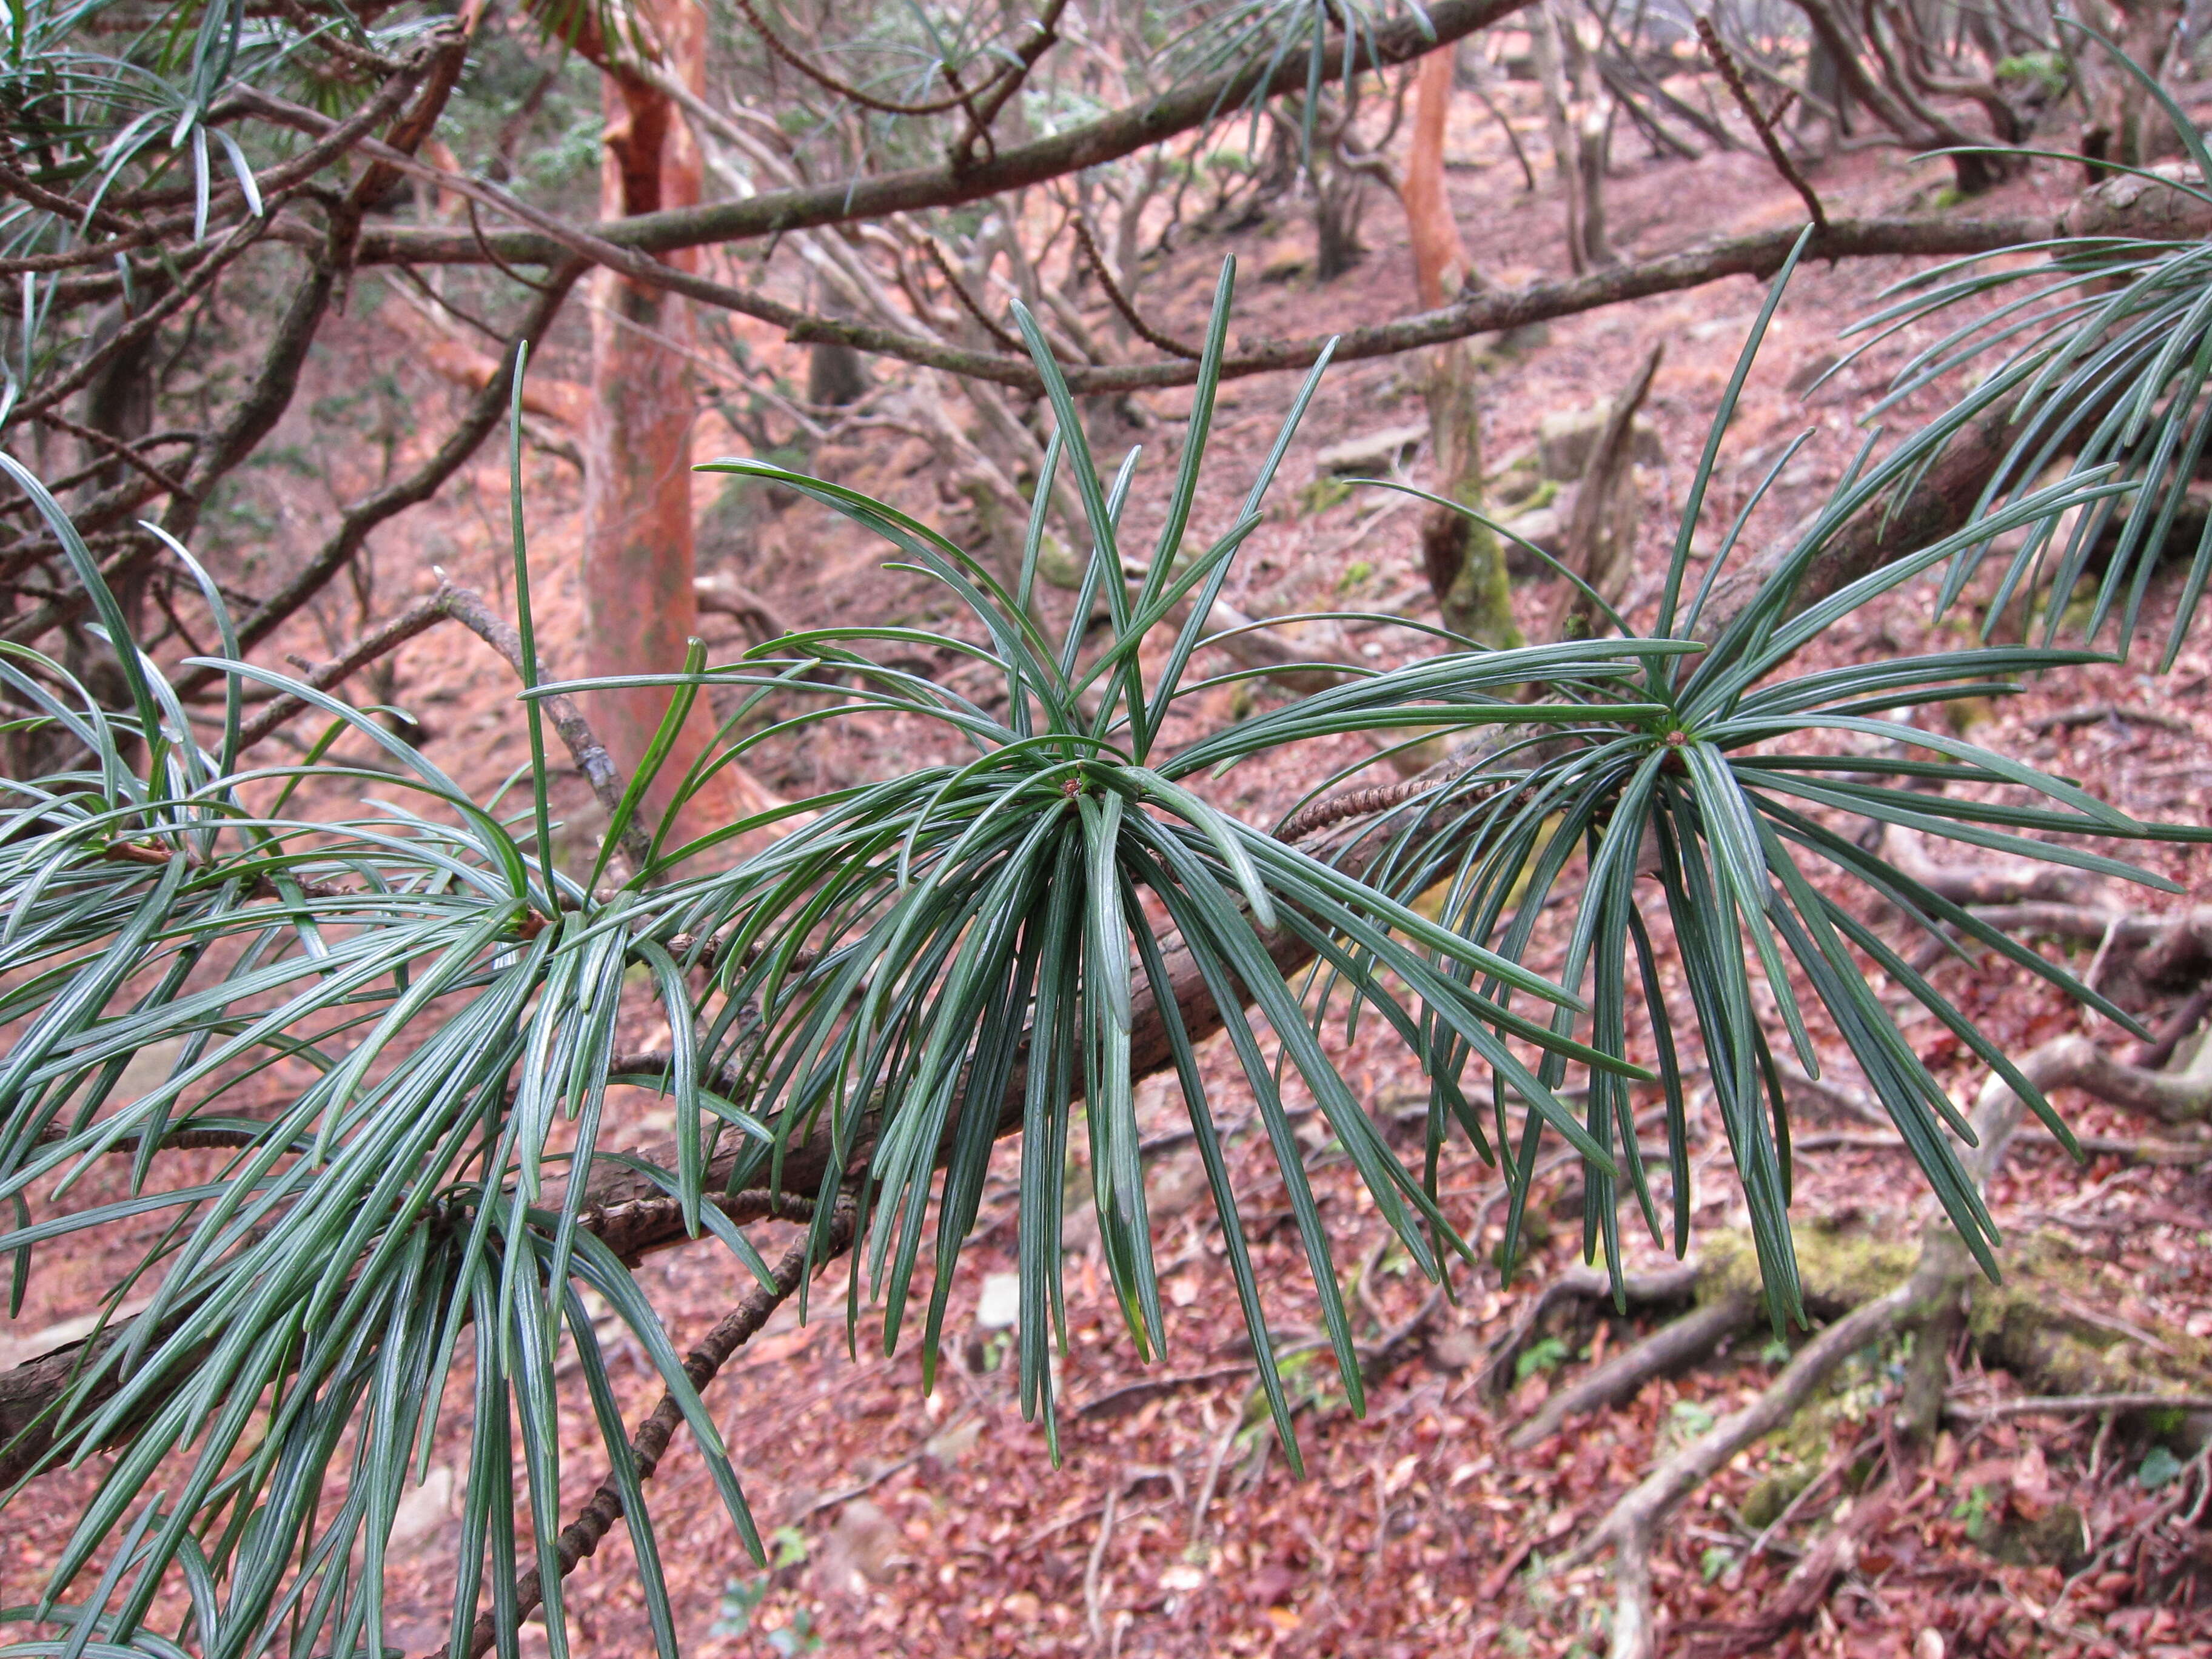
6,65 -> 2212,1659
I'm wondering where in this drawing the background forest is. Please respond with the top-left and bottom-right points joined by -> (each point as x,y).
3,1 -> 2212,1656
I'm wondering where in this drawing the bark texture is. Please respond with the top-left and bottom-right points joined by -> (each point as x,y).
582,0 -> 783,852
1402,47 -> 1518,647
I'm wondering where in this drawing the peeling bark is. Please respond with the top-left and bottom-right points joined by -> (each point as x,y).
582,0 -> 783,854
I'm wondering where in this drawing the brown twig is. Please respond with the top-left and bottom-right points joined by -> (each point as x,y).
1073,220 -> 1201,360
30,410 -> 192,499
1695,18 -> 1828,232
729,0 -> 984,115
451,1202 -> 850,1659
921,238 -> 1022,353
229,577 -> 647,870
1469,80 -> 1538,190
1278,773 -> 1447,842
949,0 -> 1069,170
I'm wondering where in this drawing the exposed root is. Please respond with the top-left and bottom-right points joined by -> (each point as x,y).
1883,826 -> 2094,908
1509,1293 -> 1754,1449
1547,1025 -> 2212,1652
1477,1261 -> 1699,1397
1945,1390 -> 2212,1423
1911,901 -> 2212,999
1574,1277 -> 1923,1568
1992,1031 -> 2212,1130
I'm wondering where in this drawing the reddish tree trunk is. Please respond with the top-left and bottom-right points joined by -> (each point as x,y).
1400,49 -> 1518,648
583,0 -> 783,855
1404,50 -> 1470,310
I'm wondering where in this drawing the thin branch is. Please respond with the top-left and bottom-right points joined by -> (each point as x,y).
437,584 -> 637,838
1469,81 -> 1539,190
351,0 -> 1545,269
450,1201 -> 850,1659
30,410 -> 190,499
1279,768 -> 1464,842
1697,17 -> 1828,230
1073,219 -> 1201,360
947,0 -> 1071,172
229,580 -> 644,866
728,0 -> 987,115
922,237 -> 1022,352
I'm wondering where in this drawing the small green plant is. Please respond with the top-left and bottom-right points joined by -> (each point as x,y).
2140,1446 -> 2186,1490
1515,1336 -> 1571,1384
712,1579 -> 822,1655
1669,1400 -> 1717,1441
1953,1483 -> 1996,1538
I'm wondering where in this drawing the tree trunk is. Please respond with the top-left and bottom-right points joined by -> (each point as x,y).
1555,343 -> 1660,641
1803,33 -> 1855,138
1401,48 -> 1520,649
2085,0 -> 2185,175
1533,1 -> 1588,273
1574,98 -> 1616,268
583,0 -> 784,856
1313,167 -> 1370,281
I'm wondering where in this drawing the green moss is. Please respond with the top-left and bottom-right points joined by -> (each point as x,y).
1995,50 -> 2071,99
1969,1232 -> 2212,1398
1740,1469 -> 1811,1530
1298,475 -> 1354,517
1695,1221 -> 1918,1316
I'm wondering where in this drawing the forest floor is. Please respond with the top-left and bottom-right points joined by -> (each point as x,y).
8,65 -> 2212,1659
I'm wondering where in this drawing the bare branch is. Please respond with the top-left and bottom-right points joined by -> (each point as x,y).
447,1201 -> 849,1659
230,580 -> 640,864
1697,17 -> 1828,230
354,0 -> 1540,268
1073,219 -> 1200,360
193,259 -> 587,665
